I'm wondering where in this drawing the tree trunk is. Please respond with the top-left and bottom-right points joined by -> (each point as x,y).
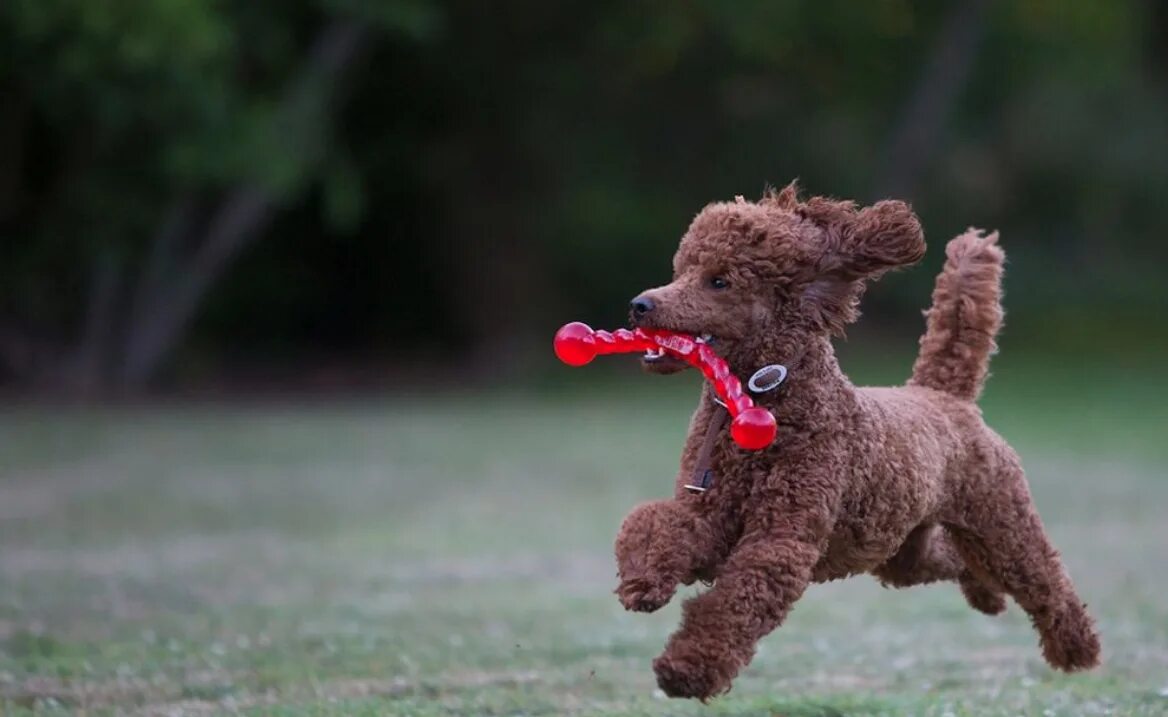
115,20 -> 368,389
62,250 -> 123,394
873,0 -> 990,200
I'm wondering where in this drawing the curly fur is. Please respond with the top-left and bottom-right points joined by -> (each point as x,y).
614,182 -> 1101,700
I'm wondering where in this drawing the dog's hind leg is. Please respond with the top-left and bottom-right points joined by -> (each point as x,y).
872,523 -> 1007,615
946,456 -> 1101,671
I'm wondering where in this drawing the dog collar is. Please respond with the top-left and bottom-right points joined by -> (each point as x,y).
684,363 -> 790,494
708,364 -> 789,410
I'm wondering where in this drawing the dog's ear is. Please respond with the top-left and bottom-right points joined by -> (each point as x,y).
799,199 -> 924,335
760,180 -> 800,211
830,201 -> 925,279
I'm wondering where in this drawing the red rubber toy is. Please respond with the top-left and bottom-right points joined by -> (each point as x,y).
553,321 -> 777,450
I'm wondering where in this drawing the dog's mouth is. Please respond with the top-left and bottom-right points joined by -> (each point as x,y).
641,333 -> 715,374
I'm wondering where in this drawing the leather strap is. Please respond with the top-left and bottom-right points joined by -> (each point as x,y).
685,404 -> 729,494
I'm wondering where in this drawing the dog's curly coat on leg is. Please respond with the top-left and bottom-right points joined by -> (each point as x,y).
613,183 -> 1100,700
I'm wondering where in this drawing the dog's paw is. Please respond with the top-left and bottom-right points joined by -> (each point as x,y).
652,650 -> 735,701
1043,627 -> 1102,671
1040,603 -> 1102,672
615,576 -> 676,613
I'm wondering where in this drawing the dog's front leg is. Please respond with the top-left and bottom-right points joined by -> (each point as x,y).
650,530 -> 821,699
614,499 -> 722,612
652,456 -> 841,700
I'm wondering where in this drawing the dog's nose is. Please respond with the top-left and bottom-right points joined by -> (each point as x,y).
630,295 -> 655,318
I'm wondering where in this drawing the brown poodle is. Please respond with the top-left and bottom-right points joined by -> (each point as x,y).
613,182 -> 1100,700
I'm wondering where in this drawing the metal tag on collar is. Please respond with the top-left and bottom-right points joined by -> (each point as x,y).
748,364 -> 788,394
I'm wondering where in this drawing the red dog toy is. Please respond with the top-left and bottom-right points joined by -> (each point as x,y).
553,322 -> 777,450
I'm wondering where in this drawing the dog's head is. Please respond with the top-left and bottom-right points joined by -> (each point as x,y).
631,182 -> 924,373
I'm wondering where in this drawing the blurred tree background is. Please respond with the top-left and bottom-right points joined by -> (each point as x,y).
1,0 -> 1165,394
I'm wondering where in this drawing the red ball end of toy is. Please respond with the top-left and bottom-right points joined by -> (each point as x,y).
554,322 -> 598,366
731,407 -> 777,450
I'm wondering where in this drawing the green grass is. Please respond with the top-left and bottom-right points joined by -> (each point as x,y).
1,354 -> 1166,715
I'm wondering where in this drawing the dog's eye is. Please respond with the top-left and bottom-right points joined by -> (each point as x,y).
709,276 -> 729,290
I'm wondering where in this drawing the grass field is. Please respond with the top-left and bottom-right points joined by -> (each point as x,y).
1,353 -> 1166,716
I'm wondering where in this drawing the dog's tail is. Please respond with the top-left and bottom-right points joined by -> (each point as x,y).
909,228 -> 1005,402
